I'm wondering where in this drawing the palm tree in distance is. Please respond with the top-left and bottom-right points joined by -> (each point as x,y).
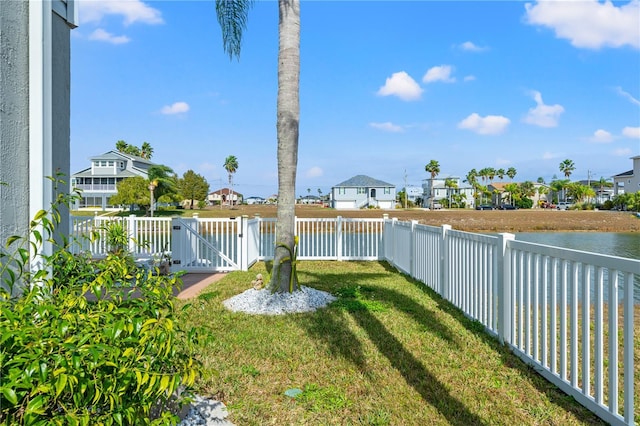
147,165 -> 175,217
425,160 -> 440,210
506,167 -> 517,181
140,142 -> 154,159
559,159 -> 575,201
216,0 -> 301,292
223,155 -> 239,207
116,140 -> 128,153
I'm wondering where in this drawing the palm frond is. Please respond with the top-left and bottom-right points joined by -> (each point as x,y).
215,0 -> 254,60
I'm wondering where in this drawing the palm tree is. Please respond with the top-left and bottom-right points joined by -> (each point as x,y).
116,140 -> 128,153
223,155 -> 239,206
425,160 -> 440,209
496,168 -> 505,181
559,159 -> 575,201
504,182 -> 519,205
506,167 -> 517,180
140,141 -> 154,159
216,0 -> 300,293
444,178 -> 457,208
593,176 -> 613,204
147,164 -> 176,217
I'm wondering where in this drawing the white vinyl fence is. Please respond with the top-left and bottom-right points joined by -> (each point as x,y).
383,218 -> 638,426
69,214 -> 638,425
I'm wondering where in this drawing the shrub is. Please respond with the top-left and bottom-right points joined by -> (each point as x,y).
0,182 -> 202,425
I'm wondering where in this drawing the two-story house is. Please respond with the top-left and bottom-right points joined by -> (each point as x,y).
422,176 -> 475,209
71,151 -> 154,210
613,155 -> 640,196
208,188 -> 243,206
331,175 -> 396,210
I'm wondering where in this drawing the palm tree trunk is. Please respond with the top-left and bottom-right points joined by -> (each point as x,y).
269,0 -> 300,293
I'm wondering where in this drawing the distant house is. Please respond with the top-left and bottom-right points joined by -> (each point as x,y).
613,155 -> 640,196
208,188 -> 243,206
404,186 -> 423,204
71,150 -> 154,210
331,175 -> 396,210
488,182 -> 549,207
422,176 -> 475,209
298,195 -> 321,204
245,196 -> 266,205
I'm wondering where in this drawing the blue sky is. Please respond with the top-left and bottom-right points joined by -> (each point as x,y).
71,0 -> 640,198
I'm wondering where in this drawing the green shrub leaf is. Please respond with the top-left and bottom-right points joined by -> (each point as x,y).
1,386 -> 18,405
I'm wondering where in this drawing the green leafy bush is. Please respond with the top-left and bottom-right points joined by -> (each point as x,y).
0,181 -> 202,425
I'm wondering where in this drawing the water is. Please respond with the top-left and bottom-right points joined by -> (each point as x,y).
516,232 -> 639,260
516,232 -> 640,303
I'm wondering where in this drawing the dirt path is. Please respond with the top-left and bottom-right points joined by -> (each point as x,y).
194,205 -> 640,233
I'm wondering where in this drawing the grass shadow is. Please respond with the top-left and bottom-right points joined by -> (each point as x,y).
297,266 -> 484,425
391,263 -> 606,424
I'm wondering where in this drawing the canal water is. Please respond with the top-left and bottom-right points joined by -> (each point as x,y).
516,232 -> 640,303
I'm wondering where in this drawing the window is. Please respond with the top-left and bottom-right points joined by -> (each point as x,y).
384,188 -> 391,194
119,162 -> 125,169
338,188 -> 346,195
357,187 -> 366,194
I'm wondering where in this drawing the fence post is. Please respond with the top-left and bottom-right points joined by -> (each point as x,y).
128,215 -> 137,254
410,220 -> 418,278
239,216 -> 249,271
440,224 -> 451,300
497,232 -> 515,345
336,216 -> 343,261
170,217 -> 183,274
382,214 -> 389,260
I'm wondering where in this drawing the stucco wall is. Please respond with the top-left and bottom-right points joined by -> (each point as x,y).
52,11 -> 71,238
0,1 -> 30,244
1,3 -> 71,265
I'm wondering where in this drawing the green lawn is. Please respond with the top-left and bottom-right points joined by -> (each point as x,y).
178,261 -> 607,425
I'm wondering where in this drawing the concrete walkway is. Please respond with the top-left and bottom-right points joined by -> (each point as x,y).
175,273 -> 227,300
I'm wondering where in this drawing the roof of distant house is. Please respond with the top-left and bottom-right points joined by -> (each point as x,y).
209,188 -> 244,197
334,175 -> 394,188
613,169 -> 634,178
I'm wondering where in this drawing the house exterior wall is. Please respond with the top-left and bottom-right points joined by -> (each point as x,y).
331,186 -> 396,209
1,1 -> 74,292
613,156 -> 639,196
0,1 -> 30,246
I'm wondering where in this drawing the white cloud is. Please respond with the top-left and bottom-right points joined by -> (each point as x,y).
79,0 -> 164,26
615,87 -> 640,106
369,122 -> 404,133
305,167 -> 324,178
458,113 -> 510,135
613,148 -> 632,156
590,129 -> 614,143
463,75 -> 476,82
525,0 -> 640,49
161,101 -> 190,115
88,28 -> 130,44
542,151 -> 561,160
622,126 -> 640,138
523,91 -> 564,128
423,65 -> 456,83
496,158 -> 512,166
377,71 -> 423,101
459,41 -> 488,52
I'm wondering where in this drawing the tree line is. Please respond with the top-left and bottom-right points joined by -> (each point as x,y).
419,158 -> 619,209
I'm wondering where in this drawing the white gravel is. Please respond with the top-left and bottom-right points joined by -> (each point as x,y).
222,286 -> 337,315
177,395 -> 234,426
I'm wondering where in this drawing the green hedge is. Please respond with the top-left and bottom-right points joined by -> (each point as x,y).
1,185 -> 203,425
